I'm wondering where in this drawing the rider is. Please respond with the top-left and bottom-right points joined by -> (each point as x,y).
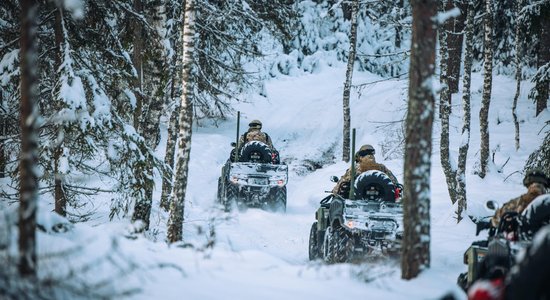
231,119 -> 279,164
332,144 -> 400,197
490,169 -> 549,228
238,119 -> 276,150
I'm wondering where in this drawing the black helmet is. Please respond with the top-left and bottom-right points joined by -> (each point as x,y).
523,169 -> 550,188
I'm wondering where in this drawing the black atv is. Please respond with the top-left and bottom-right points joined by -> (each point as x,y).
217,140 -> 288,212
456,195 -> 550,291
308,170 -> 403,263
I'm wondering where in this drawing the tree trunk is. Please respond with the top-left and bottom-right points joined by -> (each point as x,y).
130,0 -> 153,231
439,1 -> 457,205
479,0 -> 493,179
395,0 -> 404,48
401,0 -> 436,280
132,0 -> 144,132
160,104 -> 180,211
140,1 -> 166,216
455,0 -> 475,223
0,90 -> 6,178
512,0 -> 522,150
167,0 -> 194,243
53,5 -> 66,217
19,0 -> 39,277
342,0 -> 359,163
446,0 -> 466,94
161,2 -> 184,211
535,14 -> 549,116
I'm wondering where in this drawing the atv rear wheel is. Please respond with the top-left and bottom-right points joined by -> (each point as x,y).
217,177 -> 223,204
309,222 -> 320,260
224,183 -> 239,212
268,187 -> 287,213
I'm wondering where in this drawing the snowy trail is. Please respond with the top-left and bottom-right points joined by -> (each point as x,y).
127,67 -> 548,300
131,68 -> 415,299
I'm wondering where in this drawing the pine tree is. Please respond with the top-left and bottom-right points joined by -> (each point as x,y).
19,0 -> 39,277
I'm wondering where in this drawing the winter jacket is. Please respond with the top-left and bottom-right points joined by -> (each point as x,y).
491,183 -> 546,227
238,129 -> 275,150
332,156 -> 398,196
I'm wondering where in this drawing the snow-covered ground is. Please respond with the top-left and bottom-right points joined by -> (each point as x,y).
23,66 -> 549,299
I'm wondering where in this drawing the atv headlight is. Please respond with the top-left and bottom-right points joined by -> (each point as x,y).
344,220 -> 359,229
269,175 -> 287,186
230,174 -> 248,185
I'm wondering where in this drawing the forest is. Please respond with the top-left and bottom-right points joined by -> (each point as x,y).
1,0 -> 549,299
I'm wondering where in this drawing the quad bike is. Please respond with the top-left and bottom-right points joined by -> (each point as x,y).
308,170 -> 403,263
456,195 -> 550,292
217,140 -> 288,212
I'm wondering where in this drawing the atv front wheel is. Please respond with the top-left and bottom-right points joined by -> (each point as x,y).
332,225 -> 353,263
323,227 -> 335,263
309,222 -> 320,260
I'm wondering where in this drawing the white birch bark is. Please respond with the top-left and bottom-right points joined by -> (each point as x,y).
512,0 -> 522,151
167,0 -> 195,243
479,0 -> 493,179
455,0 -> 475,222
438,3 -> 457,205
342,0 -> 359,163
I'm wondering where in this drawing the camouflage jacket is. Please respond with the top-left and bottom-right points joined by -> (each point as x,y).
490,183 -> 545,227
332,157 -> 399,196
238,129 -> 275,150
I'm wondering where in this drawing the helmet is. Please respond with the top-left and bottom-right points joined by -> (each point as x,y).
249,119 -> 262,129
523,169 -> 550,188
355,144 -> 375,160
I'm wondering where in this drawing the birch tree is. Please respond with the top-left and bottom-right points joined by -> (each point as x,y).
19,0 -> 39,277
444,0 -> 466,94
439,1 -> 457,205
455,0 -> 475,223
402,0 -> 437,280
342,0 -> 359,163
167,0 -> 194,243
479,0 -> 494,179
512,0 -> 523,151
131,1 -> 169,230
160,0 -> 184,211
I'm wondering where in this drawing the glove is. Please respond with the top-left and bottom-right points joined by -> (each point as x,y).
476,220 -> 492,236
339,182 -> 350,198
